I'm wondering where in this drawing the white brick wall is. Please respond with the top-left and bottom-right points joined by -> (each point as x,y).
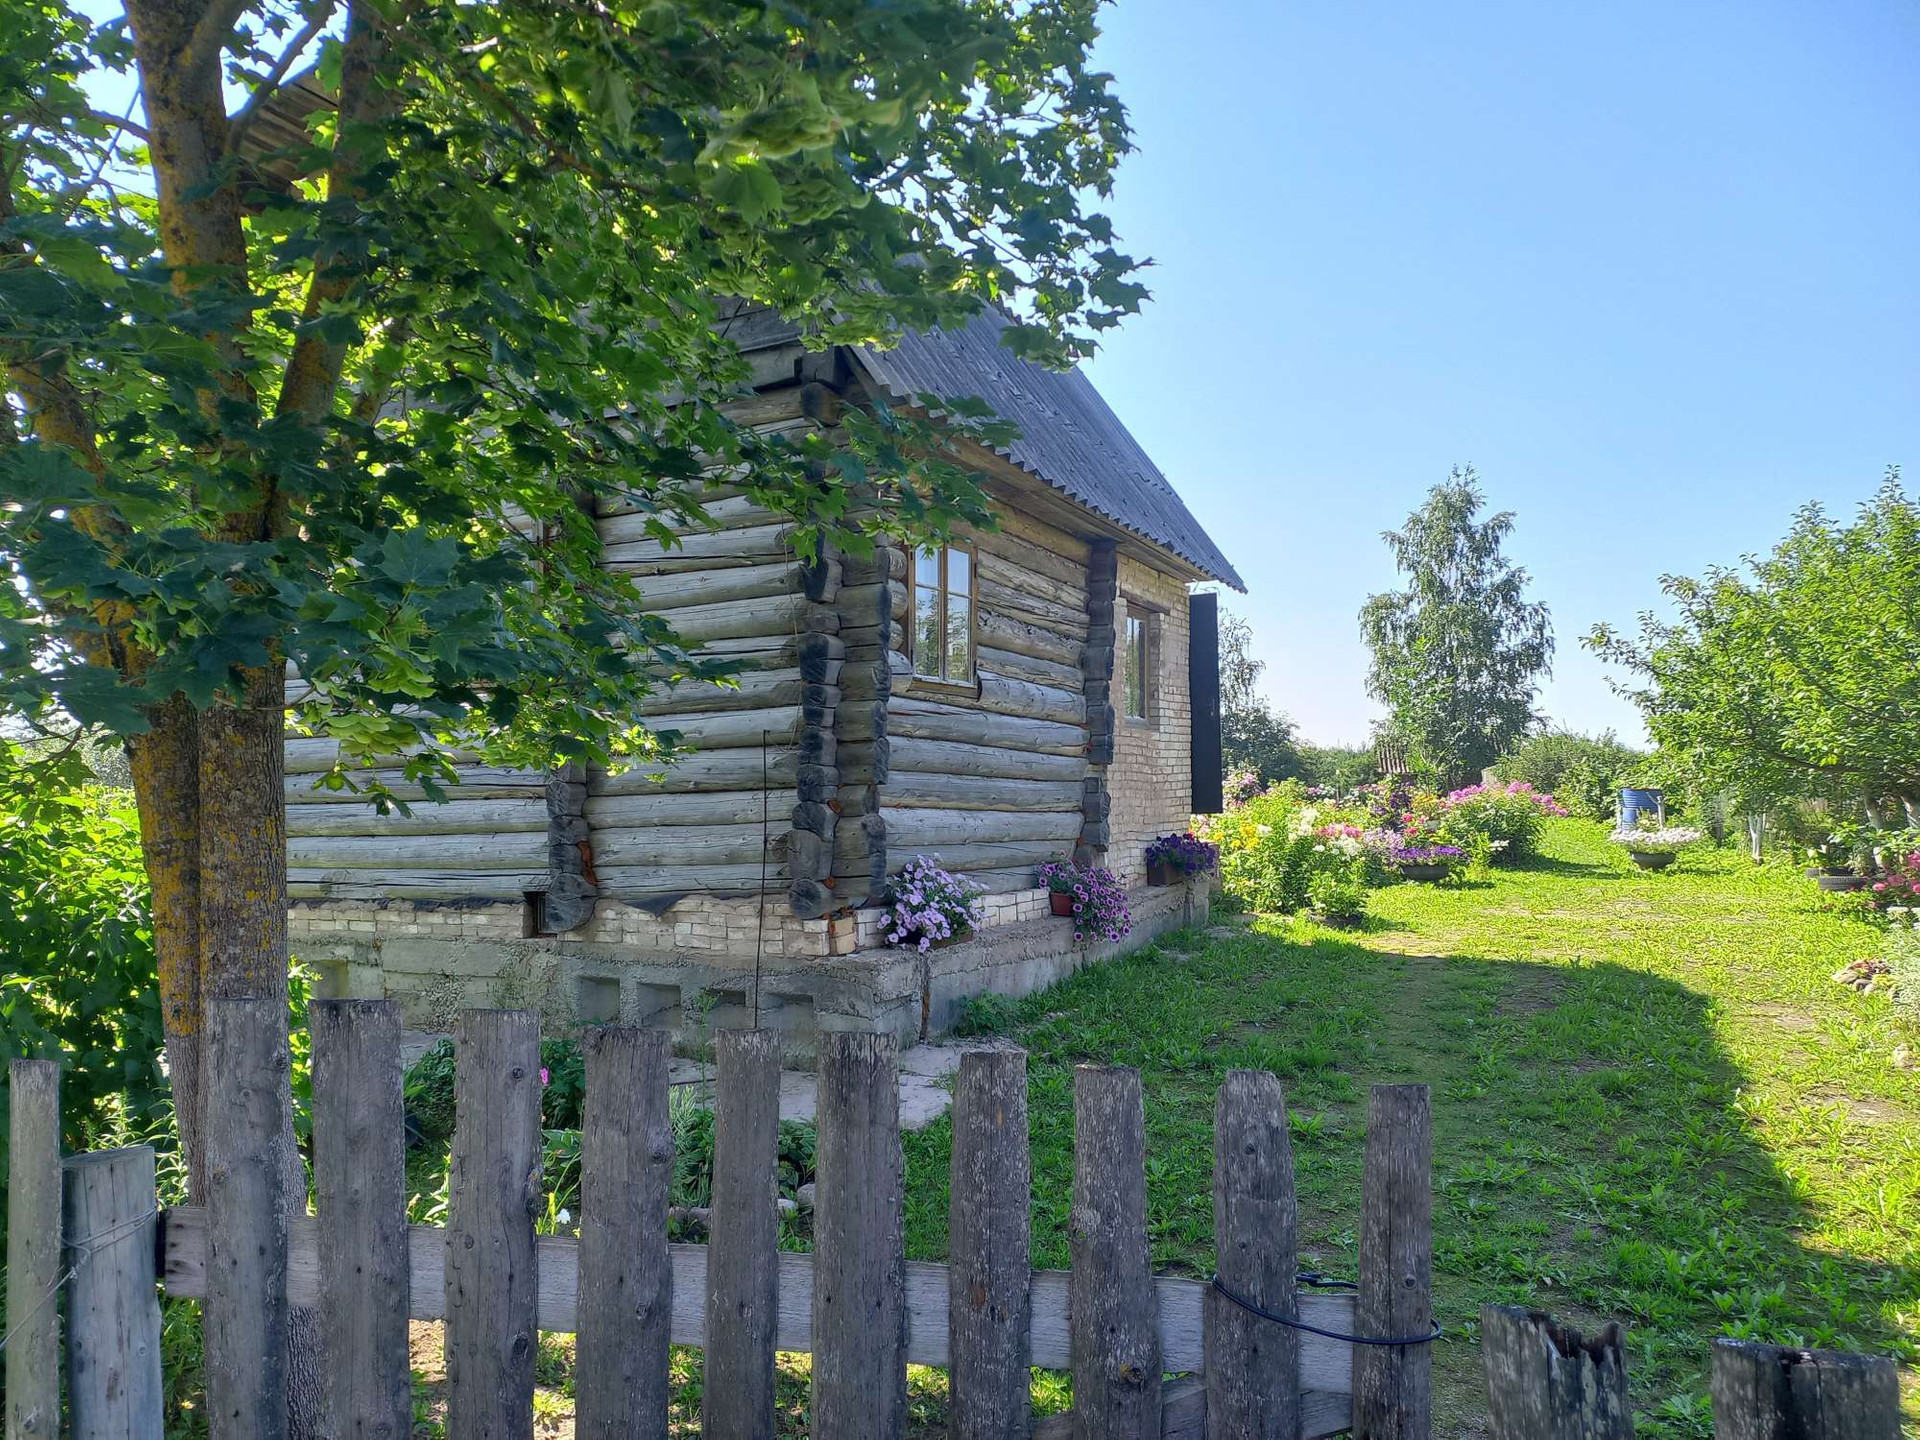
1104,557 -> 1194,886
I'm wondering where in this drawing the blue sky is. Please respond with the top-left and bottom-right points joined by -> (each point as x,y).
1078,0 -> 1919,744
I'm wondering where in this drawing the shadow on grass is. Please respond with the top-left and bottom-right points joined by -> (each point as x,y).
899,919 -> 1917,1432
1511,853 -> 1629,880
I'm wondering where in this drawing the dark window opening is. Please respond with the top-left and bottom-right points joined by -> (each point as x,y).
523,891 -> 556,939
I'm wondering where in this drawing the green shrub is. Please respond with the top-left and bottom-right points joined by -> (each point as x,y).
1493,730 -> 1646,820
401,1035 -> 588,1142
1437,781 -> 1567,862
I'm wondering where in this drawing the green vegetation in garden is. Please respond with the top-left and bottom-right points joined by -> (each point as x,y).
902,819 -> 1918,1434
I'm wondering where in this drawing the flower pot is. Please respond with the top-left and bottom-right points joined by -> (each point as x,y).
1396,863 -> 1451,883
1050,891 -> 1075,917
1815,871 -> 1865,892
1629,850 -> 1676,870
1145,860 -> 1175,887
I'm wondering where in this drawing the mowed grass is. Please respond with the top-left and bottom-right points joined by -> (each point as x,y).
898,819 -> 1919,1435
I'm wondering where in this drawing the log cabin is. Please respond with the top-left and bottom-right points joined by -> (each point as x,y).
289,306 -> 1244,1045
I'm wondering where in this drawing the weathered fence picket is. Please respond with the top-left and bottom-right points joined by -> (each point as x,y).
311,999 -> 411,1440
812,1032 -> 908,1438
64,1146 -> 164,1440
1070,1064 -> 1163,1440
445,1008 -> 542,1439
205,996 -> 291,1440
703,1026 -> 782,1439
948,1048 -> 1033,1440
21,1004 -> 1895,1439
7,1058 -> 62,1440
576,1025 -> 674,1438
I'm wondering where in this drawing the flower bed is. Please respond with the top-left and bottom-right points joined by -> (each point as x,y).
1144,831 -> 1219,885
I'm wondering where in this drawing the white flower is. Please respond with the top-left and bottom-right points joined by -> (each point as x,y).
556,1207 -> 571,1225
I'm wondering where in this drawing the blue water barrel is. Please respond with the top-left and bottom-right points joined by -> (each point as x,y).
1619,788 -> 1664,830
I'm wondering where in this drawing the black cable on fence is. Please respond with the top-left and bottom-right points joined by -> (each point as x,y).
1210,1272 -> 1443,1347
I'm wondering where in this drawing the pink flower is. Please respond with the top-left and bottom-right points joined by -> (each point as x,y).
540,1067 -> 551,1086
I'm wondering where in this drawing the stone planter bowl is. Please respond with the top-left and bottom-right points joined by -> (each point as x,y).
1815,871 -> 1867,892
1629,850 -> 1677,870
1396,863 -> 1452,883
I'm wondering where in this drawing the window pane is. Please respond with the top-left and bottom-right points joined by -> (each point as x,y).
1126,615 -> 1147,718
916,547 -> 941,587
946,546 -> 970,597
946,594 -> 971,680
915,585 -> 941,678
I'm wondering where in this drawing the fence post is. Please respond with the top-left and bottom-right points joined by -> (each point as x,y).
1070,1065 -> 1161,1440
576,1026 -> 674,1438
812,1032 -> 906,1438
205,995 -> 291,1440
445,1009 -> 542,1440
1709,1340 -> 1899,1439
7,1058 -> 62,1440
1481,1305 -> 1633,1439
948,1048 -> 1032,1440
1206,1069 -> 1299,1440
1353,1083 -> 1432,1440
63,1147 -> 163,1440
703,1028 -> 782,1440
311,999 -> 411,1439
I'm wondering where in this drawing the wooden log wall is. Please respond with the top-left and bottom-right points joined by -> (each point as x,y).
587,381 -> 848,914
873,507 -> 1095,897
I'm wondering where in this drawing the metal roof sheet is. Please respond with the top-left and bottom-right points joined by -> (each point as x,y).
855,308 -> 1244,590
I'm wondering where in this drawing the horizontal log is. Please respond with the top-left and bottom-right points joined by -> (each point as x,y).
636,672 -> 834,717
159,1207 -> 1356,1419
288,869 -> 545,900
696,632 -> 844,672
593,750 -> 800,795
974,674 -> 1085,725
286,799 -> 549,837
876,772 -> 1089,813
879,808 -> 1083,849
984,505 -> 1093,563
976,609 -> 1082,668
594,863 -> 787,895
977,578 -> 1090,639
945,867 -> 1049,896
598,494 -> 780,547
286,771 -> 548,804
885,702 -> 1086,757
287,834 -> 548,872
977,645 -> 1083,689
976,547 -> 1088,612
587,791 -> 793,830
974,527 -> 1090,591
886,839 -> 1062,872
604,520 -> 795,568
285,738 -> 497,776
631,561 -> 807,613
593,825 -> 786,868
890,737 -> 1088,783
648,706 -> 806,750
644,594 -> 836,645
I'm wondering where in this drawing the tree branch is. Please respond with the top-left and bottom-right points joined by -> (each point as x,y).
182,0 -> 254,85
226,2 -> 338,150
86,107 -> 152,143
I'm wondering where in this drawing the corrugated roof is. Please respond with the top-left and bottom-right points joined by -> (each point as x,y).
854,308 -> 1244,590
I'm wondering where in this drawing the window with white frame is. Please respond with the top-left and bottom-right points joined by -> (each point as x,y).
912,544 -> 974,686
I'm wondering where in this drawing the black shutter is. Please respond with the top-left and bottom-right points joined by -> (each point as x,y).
1188,591 -> 1223,814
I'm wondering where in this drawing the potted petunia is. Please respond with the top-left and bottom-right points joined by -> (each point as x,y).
1391,843 -> 1463,882
1144,831 -> 1219,886
1038,858 -> 1133,943
880,855 -> 986,951
1607,824 -> 1702,870
1040,857 -> 1080,917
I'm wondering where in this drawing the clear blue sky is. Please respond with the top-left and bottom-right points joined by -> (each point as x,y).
1078,0 -> 1919,745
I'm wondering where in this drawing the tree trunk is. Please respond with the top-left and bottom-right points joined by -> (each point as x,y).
128,695 -> 207,1199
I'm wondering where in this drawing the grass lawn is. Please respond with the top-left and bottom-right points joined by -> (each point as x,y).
898,817 -> 1919,1435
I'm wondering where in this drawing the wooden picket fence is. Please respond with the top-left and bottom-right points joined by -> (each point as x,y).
6,1002 -> 1904,1439
7,998 -> 1434,1439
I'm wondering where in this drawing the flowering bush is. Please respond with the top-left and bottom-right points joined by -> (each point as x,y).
1390,843 -> 1465,871
881,855 -> 986,952
1224,765 -> 1267,807
1039,859 -> 1131,944
1145,831 -> 1218,876
1607,825 -> 1702,856
1439,781 -> 1567,861
1864,851 -> 1920,913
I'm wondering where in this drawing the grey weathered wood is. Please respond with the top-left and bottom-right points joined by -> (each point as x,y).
883,703 -> 1088,756
577,1027 -> 674,1438
630,557 -> 807,610
1708,1340 -> 1899,1439
289,867 -> 549,900
1353,1084 -> 1432,1440
974,526 -> 1092,590
890,735 -> 1089,783
704,1028 -> 783,1440
977,607 -> 1084,668
446,1009 -> 542,1440
1071,1066 -> 1162,1440
812,1033 -> 907,1438
1207,1070 -> 1299,1440
284,769 -> 546,804
64,1146 -> 163,1440
876,772 -> 1088,814
594,823 -> 786,868
592,747 -> 801,795
285,797 -> 548,836
588,788 -> 805,829
288,832 -> 550,871
882,806 -> 1085,849
8,1060 -> 61,1440
1482,1306 -> 1633,1440
594,861 -> 790,896
646,704 -> 807,749
205,997 -> 291,1440
311,1000 -> 411,1440
978,643 -> 1085,689
602,518 -> 796,566
949,1050 -> 1032,1440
